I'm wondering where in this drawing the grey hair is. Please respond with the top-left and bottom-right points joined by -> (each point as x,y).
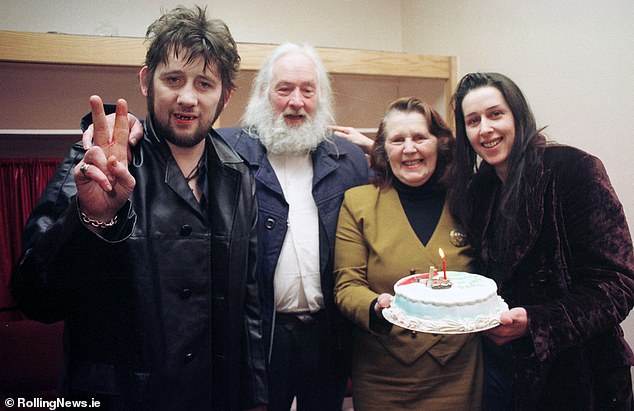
242,42 -> 334,127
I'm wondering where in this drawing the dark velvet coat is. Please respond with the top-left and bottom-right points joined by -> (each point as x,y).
469,145 -> 634,410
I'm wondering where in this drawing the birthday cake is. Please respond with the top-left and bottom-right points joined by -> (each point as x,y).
383,271 -> 508,334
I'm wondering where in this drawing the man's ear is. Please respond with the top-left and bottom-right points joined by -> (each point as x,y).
139,66 -> 150,97
222,88 -> 235,109
211,89 -> 235,127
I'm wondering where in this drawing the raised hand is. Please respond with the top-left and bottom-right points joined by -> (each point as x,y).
330,125 -> 374,154
82,108 -> 144,150
74,96 -> 136,225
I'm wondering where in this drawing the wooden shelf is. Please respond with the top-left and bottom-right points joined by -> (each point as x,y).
0,129 -> 81,136
0,30 -> 456,158
0,30 -> 455,80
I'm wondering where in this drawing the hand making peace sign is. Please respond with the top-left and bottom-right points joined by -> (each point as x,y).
74,96 -> 136,226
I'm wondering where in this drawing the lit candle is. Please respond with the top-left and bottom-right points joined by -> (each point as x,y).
438,248 -> 447,280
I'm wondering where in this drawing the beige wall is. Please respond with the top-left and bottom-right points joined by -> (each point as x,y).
2,0 -> 634,351
401,0 -> 634,341
0,0 -> 403,51
401,0 -> 634,226
0,0 -> 405,133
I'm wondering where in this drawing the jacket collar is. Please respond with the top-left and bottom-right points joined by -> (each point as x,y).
226,128 -> 348,193
506,160 -> 550,275
143,115 -> 244,166
141,116 -> 244,219
142,113 -> 171,160
476,151 -> 550,280
312,136 -> 347,187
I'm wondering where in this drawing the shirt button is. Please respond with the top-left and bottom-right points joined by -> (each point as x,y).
180,288 -> 192,299
264,218 -> 275,230
180,225 -> 192,236
185,352 -> 194,362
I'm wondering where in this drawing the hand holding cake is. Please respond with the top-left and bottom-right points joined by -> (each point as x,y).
333,97 -> 485,409
483,307 -> 528,345
383,270 -> 508,334
374,293 -> 393,318
448,72 -> 634,409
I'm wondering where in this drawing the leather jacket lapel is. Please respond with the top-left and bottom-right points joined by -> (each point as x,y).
143,114 -> 206,219
163,156 -> 205,217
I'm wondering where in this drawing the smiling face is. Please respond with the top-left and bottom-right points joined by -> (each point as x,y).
462,86 -> 516,181
140,52 -> 223,148
269,52 -> 319,127
384,110 -> 439,187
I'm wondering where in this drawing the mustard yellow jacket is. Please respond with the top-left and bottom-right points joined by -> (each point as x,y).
334,184 -> 482,410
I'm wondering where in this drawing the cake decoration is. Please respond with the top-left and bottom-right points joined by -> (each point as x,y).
438,248 -> 447,279
383,270 -> 508,334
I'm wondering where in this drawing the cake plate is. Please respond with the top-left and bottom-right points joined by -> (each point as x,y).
382,303 -> 507,335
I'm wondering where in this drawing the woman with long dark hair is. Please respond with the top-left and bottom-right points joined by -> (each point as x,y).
449,72 -> 634,410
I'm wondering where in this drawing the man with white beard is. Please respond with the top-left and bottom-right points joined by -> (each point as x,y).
219,43 -> 370,411
80,42 -> 370,410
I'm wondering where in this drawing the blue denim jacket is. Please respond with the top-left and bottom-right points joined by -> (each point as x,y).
218,128 -> 370,359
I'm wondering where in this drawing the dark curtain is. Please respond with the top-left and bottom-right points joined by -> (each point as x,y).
0,158 -> 61,316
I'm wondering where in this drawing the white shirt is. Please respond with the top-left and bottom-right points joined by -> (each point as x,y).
268,153 -> 323,313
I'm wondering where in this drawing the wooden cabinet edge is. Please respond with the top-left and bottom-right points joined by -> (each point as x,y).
0,30 -> 453,79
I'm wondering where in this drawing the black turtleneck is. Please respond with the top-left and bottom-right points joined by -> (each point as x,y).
393,176 -> 445,246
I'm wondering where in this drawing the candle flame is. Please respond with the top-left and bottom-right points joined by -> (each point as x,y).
438,248 -> 445,258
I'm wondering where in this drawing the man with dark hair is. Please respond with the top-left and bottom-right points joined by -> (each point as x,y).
79,41 -> 370,411
11,6 -> 267,410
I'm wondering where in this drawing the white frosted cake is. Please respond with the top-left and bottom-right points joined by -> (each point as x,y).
383,271 -> 508,334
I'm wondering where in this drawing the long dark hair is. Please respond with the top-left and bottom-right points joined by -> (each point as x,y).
370,97 -> 454,189
448,73 -> 546,249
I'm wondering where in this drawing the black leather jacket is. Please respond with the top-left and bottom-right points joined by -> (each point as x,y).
11,118 -> 267,410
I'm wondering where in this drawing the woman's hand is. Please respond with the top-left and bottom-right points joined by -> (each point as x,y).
330,125 -> 374,154
483,307 -> 528,345
374,293 -> 394,318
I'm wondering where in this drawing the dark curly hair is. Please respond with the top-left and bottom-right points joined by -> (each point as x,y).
143,6 -> 240,118
370,97 -> 454,189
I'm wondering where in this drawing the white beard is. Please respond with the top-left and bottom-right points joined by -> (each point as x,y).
244,99 -> 332,155
258,114 -> 329,155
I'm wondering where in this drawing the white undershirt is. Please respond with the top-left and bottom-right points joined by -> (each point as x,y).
268,153 -> 323,313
